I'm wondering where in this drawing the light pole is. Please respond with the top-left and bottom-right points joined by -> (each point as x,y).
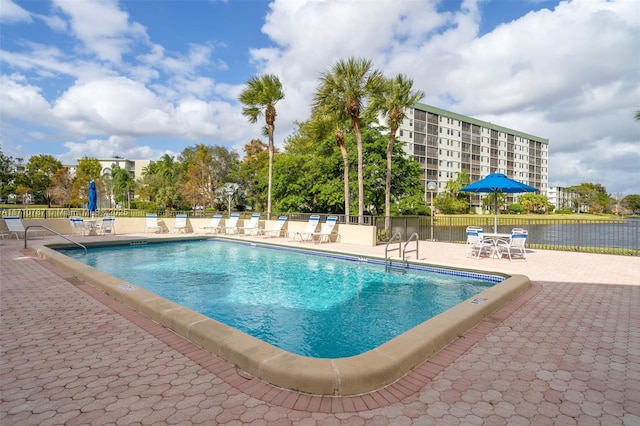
427,181 -> 437,241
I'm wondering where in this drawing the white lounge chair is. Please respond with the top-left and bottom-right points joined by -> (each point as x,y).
291,215 -> 320,242
200,214 -> 223,234
145,214 -> 163,233
173,214 -> 188,233
260,216 -> 287,238
496,230 -> 528,261
311,216 -> 338,243
69,216 -> 88,236
223,213 -> 241,234
237,213 -> 261,235
97,217 -> 116,235
3,216 -> 44,239
465,227 -> 493,259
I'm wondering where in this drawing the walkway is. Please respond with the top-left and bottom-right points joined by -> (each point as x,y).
1,234 -> 638,425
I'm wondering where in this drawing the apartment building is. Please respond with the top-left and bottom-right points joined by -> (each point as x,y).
390,102 -> 549,211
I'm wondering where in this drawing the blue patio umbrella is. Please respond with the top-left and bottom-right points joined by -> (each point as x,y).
87,180 -> 97,216
460,173 -> 538,233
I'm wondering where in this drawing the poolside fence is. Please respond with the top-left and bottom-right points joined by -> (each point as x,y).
2,208 -> 638,256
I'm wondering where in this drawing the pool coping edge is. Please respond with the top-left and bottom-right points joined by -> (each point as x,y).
33,241 -> 531,396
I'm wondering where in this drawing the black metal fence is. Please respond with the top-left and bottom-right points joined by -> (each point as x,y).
2,208 -> 637,255
381,216 -> 639,256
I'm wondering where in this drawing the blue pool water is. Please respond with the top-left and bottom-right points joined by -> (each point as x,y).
60,240 -> 500,358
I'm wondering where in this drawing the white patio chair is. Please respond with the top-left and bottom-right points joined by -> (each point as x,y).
145,214 -> 164,233
237,213 -> 261,235
260,216 -> 287,238
173,214 -> 188,233
97,217 -> 116,235
69,216 -> 88,236
200,214 -> 223,234
465,227 -> 493,259
496,230 -> 528,261
223,213 -> 241,234
291,215 -> 320,242
311,216 -> 339,243
3,216 -> 44,239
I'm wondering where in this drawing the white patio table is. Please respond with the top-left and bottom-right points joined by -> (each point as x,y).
482,233 -> 511,258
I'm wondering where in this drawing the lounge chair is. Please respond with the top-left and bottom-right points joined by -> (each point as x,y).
200,214 -> 223,234
3,216 -> 44,239
223,213 -> 241,234
260,216 -> 288,238
97,217 -> 116,235
496,230 -> 528,261
465,227 -> 493,259
310,215 -> 338,243
69,216 -> 88,236
145,214 -> 163,233
173,214 -> 188,233
291,215 -> 320,242
237,213 -> 261,235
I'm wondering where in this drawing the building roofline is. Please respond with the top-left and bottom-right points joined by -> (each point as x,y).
413,101 -> 549,145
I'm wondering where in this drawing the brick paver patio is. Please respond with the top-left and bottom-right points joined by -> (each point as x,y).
1,235 -> 638,425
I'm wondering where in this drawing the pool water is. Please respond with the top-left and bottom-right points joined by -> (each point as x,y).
61,240 -> 499,358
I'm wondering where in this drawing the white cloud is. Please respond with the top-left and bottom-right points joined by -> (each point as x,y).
1,0 -> 638,195
0,0 -> 32,23
52,0 -> 148,63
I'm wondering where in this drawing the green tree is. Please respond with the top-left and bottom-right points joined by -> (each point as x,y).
50,167 -> 73,207
138,154 -> 182,209
622,194 -> 640,213
370,74 -> 424,232
239,74 -> 285,217
313,57 -> 385,224
72,157 -> 102,208
568,183 -> 611,213
215,182 -> 245,214
435,172 -> 471,214
239,139 -> 269,211
0,148 -> 15,198
179,144 -> 240,209
24,154 -> 63,207
518,193 -> 552,214
308,108 -> 352,217
111,164 -> 134,208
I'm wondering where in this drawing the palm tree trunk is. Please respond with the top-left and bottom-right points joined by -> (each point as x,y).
385,130 -> 396,234
342,153 -> 350,218
267,127 -> 274,219
352,119 -> 364,225
335,130 -> 349,217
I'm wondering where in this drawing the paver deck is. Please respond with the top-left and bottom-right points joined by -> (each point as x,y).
1,234 -> 638,425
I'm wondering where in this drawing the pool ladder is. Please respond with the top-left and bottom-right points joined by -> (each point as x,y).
384,231 -> 419,271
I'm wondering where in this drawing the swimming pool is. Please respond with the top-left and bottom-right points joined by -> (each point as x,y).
60,239 -> 499,358
39,237 -> 530,395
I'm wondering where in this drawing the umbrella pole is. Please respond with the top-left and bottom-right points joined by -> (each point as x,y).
494,192 -> 498,234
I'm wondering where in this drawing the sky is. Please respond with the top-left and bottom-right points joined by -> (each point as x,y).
1,0 -> 639,196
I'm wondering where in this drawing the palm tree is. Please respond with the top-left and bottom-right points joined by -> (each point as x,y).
313,57 -> 385,224
370,74 -> 424,233
239,74 -> 285,218
309,107 -> 351,216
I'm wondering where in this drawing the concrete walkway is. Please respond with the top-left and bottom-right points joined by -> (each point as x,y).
1,234 -> 638,425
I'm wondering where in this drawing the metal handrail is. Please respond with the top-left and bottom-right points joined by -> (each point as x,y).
384,231 -> 403,270
24,225 -> 87,254
403,232 -> 419,265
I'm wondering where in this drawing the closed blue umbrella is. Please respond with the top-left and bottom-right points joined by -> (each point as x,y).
460,173 -> 538,233
88,180 -> 97,216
